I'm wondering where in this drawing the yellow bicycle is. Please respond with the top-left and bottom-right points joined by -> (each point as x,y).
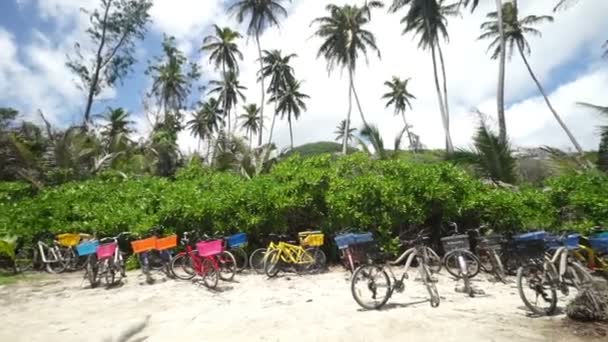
263,232 -> 326,277
572,234 -> 608,275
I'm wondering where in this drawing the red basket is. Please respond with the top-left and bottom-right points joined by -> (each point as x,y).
131,237 -> 157,254
156,235 -> 177,251
196,240 -> 224,257
97,243 -> 117,260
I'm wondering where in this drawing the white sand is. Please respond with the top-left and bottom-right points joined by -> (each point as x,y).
0,267 -> 602,342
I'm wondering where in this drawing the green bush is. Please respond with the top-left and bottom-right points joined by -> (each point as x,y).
1,154 -> 605,253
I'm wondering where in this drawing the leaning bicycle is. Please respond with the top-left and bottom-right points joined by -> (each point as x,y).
350,231 -> 440,310
441,223 -> 480,297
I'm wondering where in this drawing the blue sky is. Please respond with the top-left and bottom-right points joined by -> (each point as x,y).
0,0 -> 607,152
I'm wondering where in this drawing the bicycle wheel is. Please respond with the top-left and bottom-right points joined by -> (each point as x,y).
147,250 -> 165,271
217,251 -> 236,281
201,258 -> 219,289
45,250 -> 67,274
420,263 -> 440,308
264,249 -> 281,278
170,253 -> 196,280
443,250 -> 480,279
565,261 -> 593,290
306,248 -> 326,274
294,248 -> 316,275
14,247 -> 34,273
230,247 -> 248,272
86,255 -> 99,288
249,248 -> 267,274
424,247 -> 442,274
351,264 -> 391,310
516,263 -> 557,315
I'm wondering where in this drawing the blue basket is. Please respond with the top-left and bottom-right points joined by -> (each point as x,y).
592,232 -> 608,239
589,237 -> 608,253
227,233 -> 247,248
334,234 -> 355,249
544,234 -> 561,250
514,231 -> 546,241
76,240 -> 99,256
353,233 -> 374,244
564,234 -> 580,250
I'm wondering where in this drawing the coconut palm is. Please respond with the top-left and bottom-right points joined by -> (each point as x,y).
382,76 -> 417,150
356,123 -> 406,160
479,2 -> 585,155
259,49 -> 297,145
188,98 -> 224,153
578,102 -> 608,171
270,79 -> 309,149
228,0 -> 290,146
389,0 -> 458,153
208,71 -> 247,133
334,120 -> 356,146
96,107 -> 134,151
312,1 -> 384,154
239,104 -> 262,148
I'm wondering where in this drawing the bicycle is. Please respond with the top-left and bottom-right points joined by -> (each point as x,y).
571,228 -> 608,275
225,233 -> 248,272
298,231 -> 327,273
469,226 -> 507,283
441,222 -> 480,297
169,232 -> 223,289
76,238 -> 100,287
249,234 -> 290,274
350,231 -> 440,310
543,232 -> 593,295
263,237 -> 323,277
96,232 -> 130,286
131,228 -> 177,284
335,229 -> 376,274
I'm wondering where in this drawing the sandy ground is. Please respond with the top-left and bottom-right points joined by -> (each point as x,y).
0,267 -> 605,342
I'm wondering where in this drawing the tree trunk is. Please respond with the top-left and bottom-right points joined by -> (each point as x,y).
495,0 -> 507,144
400,111 -> 415,152
342,82 -> 353,154
250,130 -> 253,149
255,32 -> 265,146
267,83 -> 279,146
222,63 -> 230,133
350,67 -> 369,128
436,42 -> 454,153
83,0 -> 113,125
431,44 -> 453,154
517,44 -> 584,155
289,117 -> 294,149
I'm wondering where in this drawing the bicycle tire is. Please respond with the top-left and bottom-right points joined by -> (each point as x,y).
170,253 -> 196,280
443,250 -> 480,279
294,248 -> 316,275
306,247 -> 327,274
420,263 -> 440,308
351,264 -> 391,310
14,247 -> 34,273
201,258 -> 219,289
86,255 -> 99,288
264,249 -> 281,278
230,247 -> 248,272
424,247 -> 442,274
565,261 -> 593,290
147,250 -> 165,271
217,251 -> 236,281
516,263 -> 557,315
249,248 -> 267,274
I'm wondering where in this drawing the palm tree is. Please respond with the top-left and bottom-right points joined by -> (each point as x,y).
578,102 -> 608,171
356,123 -> 406,160
334,120 -> 356,146
188,98 -> 224,153
389,0 -> 458,153
312,1 -> 384,154
382,76 -> 417,150
553,0 -> 580,11
202,25 -> 244,129
269,79 -> 309,149
228,0 -> 290,146
208,71 -> 247,133
239,104 -> 262,148
259,49 -> 297,145
479,2 -> 585,155
97,107 -> 134,151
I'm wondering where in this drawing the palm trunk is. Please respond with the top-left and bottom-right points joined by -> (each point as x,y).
430,44 -> 453,154
342,82 -> 353,154
517,43 -> 584,155
349,67 -> 369,128
255,32 -> 265,146
400,111 -> 415,152
250,130 -> 253,149
267,83 -> 279,146
436,42 -> 454,153
288,117 -> 294,149
495,0 -> 507,144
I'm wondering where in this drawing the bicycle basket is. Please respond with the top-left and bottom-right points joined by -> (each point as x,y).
589,237 -> 608,254
476,234 -> 503,250
197,240 -> 224,257
564,234 -> 580,250
131,237 -> 157,254
227,233 -> 247,248
352,232 -> 373,245
57,233 -> 81,247
512,239 -> 545,260
299,231 -> 324,247
96,243 -> 117,260
544,234 -> 561,250
156,235 -> 177,251
513,231 -> 546,242
441,234 -> 470,253
334,234 -> 355,250
76,240 -> 99,256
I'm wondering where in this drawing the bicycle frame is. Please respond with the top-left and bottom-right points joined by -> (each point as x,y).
180,244 -> 219,276
37,241 -> 62,264
386,245 -> 430,283
274,241 -> 310,264
573,244 -> 608,271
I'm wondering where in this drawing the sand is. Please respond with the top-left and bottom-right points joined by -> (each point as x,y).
0,267 -> 604,342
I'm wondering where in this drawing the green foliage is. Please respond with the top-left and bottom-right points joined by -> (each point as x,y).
0,182 -> 33,203
2,154 -> 606,253
284,142 -> 353,158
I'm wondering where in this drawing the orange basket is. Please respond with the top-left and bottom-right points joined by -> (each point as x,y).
131,237 -> 157,254
156,235 -> 177,251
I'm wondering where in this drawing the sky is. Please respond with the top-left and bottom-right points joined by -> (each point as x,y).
0,0 -> 607,153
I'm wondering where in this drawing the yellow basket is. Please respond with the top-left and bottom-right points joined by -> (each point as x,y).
298,231 -> 324,247
57,233 -> 82,247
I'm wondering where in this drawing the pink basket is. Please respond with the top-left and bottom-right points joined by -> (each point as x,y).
196,240 -> 224,257
97,243 -> 117,259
